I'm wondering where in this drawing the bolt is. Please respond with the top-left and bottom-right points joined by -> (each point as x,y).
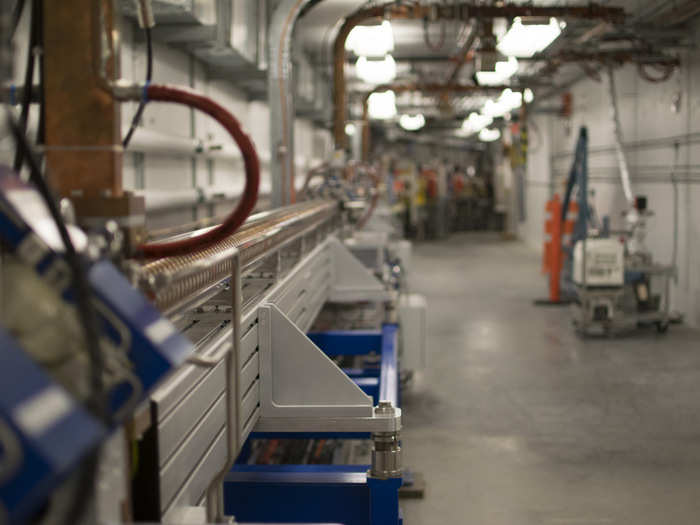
375,400 -> 395,416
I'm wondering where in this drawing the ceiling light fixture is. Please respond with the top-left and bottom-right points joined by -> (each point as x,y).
368,90 -> 397,120
475,56 -> 519,86
345,123 -> 357,136
482,88 -> 523,118
497,17 -> 564,58
356,55 -> 397,85
461,112 -> 494,136
479,128 -> 502,142
346,20 -> 395,58
399,114 -> 426,131
524,88 -> 534,104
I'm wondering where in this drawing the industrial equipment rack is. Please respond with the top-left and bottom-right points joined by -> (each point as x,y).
226,324 -> 403,525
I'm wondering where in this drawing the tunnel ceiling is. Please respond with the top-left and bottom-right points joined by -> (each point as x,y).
295,0 -> 696,139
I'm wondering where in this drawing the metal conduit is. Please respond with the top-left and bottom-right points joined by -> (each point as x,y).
606,67 -> 635,206
268,0 -> 316,207
138,200 -> 339,312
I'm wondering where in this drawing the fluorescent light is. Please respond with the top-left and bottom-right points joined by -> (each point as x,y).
346,21 -> 394,58
497,17 -> 563,58
368,90 -> 397,120
345,123 -> 357,136
356,55 -> 397,85
524,88 -> 534,104
475,56 -> 519,86
461,112 -> 493,136
482,88 -> 523,118
399,114 -> 426,131
479,128 -> 501,142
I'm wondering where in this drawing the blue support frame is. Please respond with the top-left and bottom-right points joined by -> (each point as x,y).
227,325 -> 403,524
225,465 -> 402,525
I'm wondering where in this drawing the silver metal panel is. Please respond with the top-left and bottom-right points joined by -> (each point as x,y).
240,351 -> 259,396
296,282 -> 330,332
240,378 -> 260,431
157,359 -> 226,466
162,427 -> 228,519
151,337 -> 225,422
240,321 -> 259,367
269,247 -> 332,311
160,392 -> 226,512
241,406 -> 261,442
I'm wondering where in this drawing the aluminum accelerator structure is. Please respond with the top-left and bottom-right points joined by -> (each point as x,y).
0,2 -> 427,523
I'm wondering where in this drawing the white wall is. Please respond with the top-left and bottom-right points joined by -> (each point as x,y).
519,22 -> 700,324
118,21 -> 333,223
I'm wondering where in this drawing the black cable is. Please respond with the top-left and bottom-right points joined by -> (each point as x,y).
34,0 -> 43,145
12,0 -> 38,172
7,114 -> 106,525
122,26 -> 152,148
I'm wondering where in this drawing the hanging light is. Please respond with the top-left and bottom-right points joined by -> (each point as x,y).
399,114 -> 426,131
346,20 -> 394,58
368,90 -> 397,120
461,112 -> 493,136
475,56 -> 519,86
478,128 -> 501,142
356,55 -> 397,85
497,18 -> 564,58
345,123 -> 357,136
482,88 -> 523,118
524,88 -> 534,104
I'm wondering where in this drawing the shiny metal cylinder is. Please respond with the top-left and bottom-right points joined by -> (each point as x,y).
138,200 -> 339,312
370,432 -> 402,479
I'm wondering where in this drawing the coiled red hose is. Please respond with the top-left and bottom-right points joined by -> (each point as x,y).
136,85 -> 260,259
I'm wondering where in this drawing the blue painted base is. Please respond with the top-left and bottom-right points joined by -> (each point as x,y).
225,465 -> 402,525
226,326 -> 403,524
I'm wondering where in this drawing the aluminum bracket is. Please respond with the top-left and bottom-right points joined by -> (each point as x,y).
255,304 -> 400,433
328,237 -> 389,303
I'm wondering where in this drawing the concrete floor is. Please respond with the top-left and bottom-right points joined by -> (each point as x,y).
400,233 -> 700,525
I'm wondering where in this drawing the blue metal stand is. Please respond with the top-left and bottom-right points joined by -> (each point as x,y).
226,324 -> 402,525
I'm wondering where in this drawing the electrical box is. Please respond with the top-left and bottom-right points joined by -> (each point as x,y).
398,294 -> 427,371
573,238 -> 625,287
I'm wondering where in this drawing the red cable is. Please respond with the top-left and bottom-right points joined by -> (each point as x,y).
136,85 -> 260,259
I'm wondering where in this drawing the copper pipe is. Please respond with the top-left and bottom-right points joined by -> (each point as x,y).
332,2 -> 625,149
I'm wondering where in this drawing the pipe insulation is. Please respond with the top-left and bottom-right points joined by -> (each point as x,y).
606,67 -> 635,206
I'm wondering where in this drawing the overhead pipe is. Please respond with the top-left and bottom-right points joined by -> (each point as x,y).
333,2 -> 626,149
360,83 -> 516,161
268,0 -> 315,208
606,67 -> 635,206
